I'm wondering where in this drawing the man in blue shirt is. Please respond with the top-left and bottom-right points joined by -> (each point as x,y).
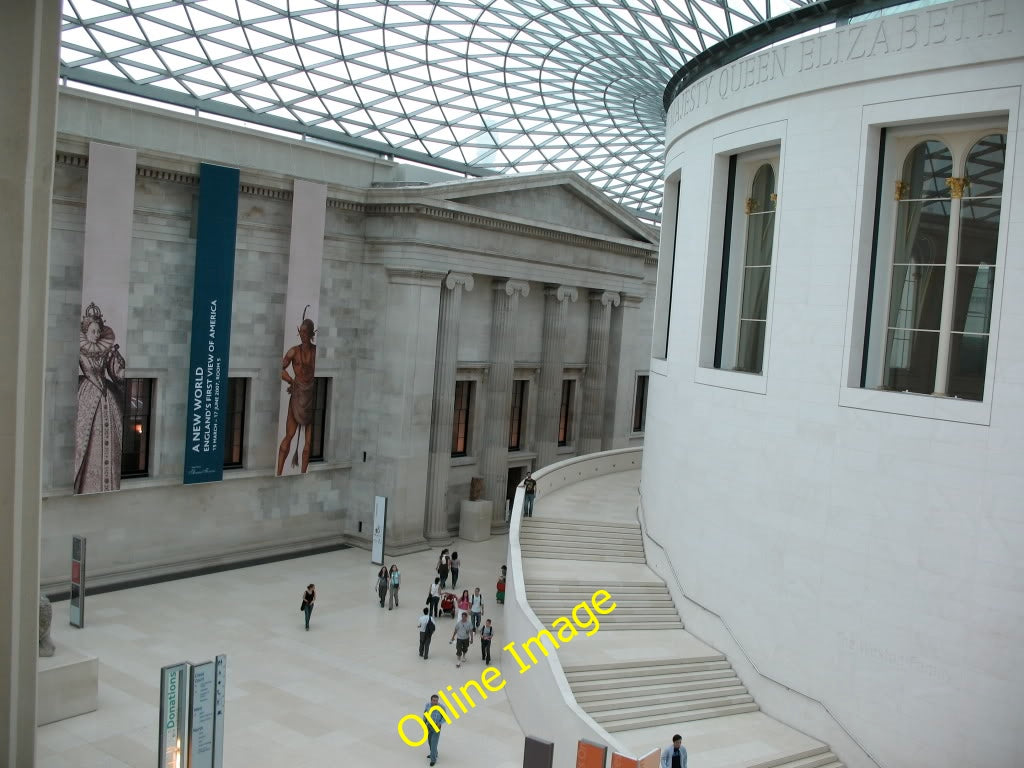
424,693 -> 446,766
660,734 -> 687,768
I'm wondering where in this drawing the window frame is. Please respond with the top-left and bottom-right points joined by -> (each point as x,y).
222,377 -> 249,469
840,90 -> 1016,426
451,379 -> 474,458
121,377 -> 155,479
309,376 -> 330,463
509,378 -> 527,451
696,121 -> 787,395
632,373 -> 649,434
557,378 -> 575,447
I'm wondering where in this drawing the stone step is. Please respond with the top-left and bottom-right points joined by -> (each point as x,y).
519,530 -> 643,542
583,684 -> 750,713
528,579 -> 664,588
574,620 -> 683,630
524,581 -> 667,593
536,604 -> 677,615
593,694 -> 756,724
520,538 -> 645,552
521,553 -> 648,563
748,748 -> 837,768
529,598 -> 672,609
600,702 -> 761,732
520,540 -> 644,551
522,519 -> 641,533
565,659 -> 729,680
573,674 -> 743,700
570,669 -> 738,694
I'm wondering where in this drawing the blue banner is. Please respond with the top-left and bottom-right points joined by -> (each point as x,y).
183,163 -> 239,484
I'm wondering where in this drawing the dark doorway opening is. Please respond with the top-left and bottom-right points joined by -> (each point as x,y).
506,466 -> 526,515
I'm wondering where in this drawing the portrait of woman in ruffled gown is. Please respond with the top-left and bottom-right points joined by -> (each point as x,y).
73,302 -> 125,494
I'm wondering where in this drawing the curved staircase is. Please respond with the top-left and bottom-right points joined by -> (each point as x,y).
518,469 -> 847,768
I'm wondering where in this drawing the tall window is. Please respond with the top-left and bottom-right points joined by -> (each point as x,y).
709,152 -> 779,375
121,378 -> 154,478
451,380 -> 473,457
633,374 -> 649,433
867,129 -> 1005,402
309,377 -> 329,463
509,379 -> 526,451
557,379 -> 575,447
223,378 -> 248,469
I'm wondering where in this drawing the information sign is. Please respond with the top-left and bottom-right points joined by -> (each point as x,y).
523,736 -> 555,768
159,662 -> 190,768
70,535 -> 86,628
371,496 -> 387,565
610,754 -> 638,768
637,749 -> 660,768
189,661 -> 216,768
213,654 -> 226,768
576,739 -> 608,768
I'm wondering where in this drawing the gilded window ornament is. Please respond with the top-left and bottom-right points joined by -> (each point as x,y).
744,198 -> 758,215
945,177 -> 968,199
894,180 -> 909,201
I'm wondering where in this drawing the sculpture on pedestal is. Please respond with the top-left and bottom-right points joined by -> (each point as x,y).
39,595 -> 55,657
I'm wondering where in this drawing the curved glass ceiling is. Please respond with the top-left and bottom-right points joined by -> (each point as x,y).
60,0 -> 812,221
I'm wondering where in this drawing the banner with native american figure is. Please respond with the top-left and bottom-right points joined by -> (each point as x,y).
183,163 -> 240,485
73,142 -> 137,495
275,180 -> 327,476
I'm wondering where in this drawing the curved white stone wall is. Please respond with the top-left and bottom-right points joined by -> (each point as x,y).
644,3 -> 1023,767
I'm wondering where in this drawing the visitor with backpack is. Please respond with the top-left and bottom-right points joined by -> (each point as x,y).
418,607 -> 436,659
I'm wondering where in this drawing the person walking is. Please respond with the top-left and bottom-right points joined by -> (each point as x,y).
375,566 -> 388,608
300,583 -> 316,631
418,607 -> 435,659
437,548 -> 451,589
388,563 -> 401,609
457,590 -> 470,617
449,611 -> 474,667
428,577 -> 441,617
424,693 -> 445,766
479,618 -> 494,664
450,551 -> 461,589
660,734 -> 688,768
522,472 -> 537,517
469,587 -> 484,630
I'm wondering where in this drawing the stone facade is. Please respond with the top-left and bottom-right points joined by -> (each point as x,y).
40,90 -> 656,589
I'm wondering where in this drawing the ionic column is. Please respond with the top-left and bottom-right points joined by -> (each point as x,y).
424,272 -> 474,544
536,284 -> 578,468
480,280 -> 530,532
580,291 -> 620,454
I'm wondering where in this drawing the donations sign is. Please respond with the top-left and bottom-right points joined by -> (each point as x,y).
184,163 -> 239,485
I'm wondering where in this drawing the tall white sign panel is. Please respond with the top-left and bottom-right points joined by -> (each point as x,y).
371,496 -> 387,565
159,663 -> 190,768
213,655 -> 226,768
188,661 -> 216,768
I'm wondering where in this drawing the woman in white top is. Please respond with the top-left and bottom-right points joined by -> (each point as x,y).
428,577 -> 441,617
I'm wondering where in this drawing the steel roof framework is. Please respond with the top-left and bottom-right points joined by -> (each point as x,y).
60,0 -> 813,221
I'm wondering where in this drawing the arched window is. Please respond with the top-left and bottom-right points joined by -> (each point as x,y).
874,130 -> 1005,402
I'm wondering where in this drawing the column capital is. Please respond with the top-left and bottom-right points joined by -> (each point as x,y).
496,279 -> 530,298
590,290 -> 621,308
621,293 -> 645,307
544,284 -> 578,303
444,271 -> 475,291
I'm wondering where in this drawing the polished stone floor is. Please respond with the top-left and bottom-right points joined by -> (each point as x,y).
37,534 -> 525,768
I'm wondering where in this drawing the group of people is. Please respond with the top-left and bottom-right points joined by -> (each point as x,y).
375,563 -> 402,609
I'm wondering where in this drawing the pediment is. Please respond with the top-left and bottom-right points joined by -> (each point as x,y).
415,172 -> 657,244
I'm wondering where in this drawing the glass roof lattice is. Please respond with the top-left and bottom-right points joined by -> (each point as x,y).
60,0 -> 815,222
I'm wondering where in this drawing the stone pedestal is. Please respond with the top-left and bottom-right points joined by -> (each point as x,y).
36,650 -> 99,726
458,500 -> 492,542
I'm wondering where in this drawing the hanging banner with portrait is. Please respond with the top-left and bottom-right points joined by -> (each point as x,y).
275,180 -> 327,477
183,163 -> 240,485
73,142 -> 137,495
